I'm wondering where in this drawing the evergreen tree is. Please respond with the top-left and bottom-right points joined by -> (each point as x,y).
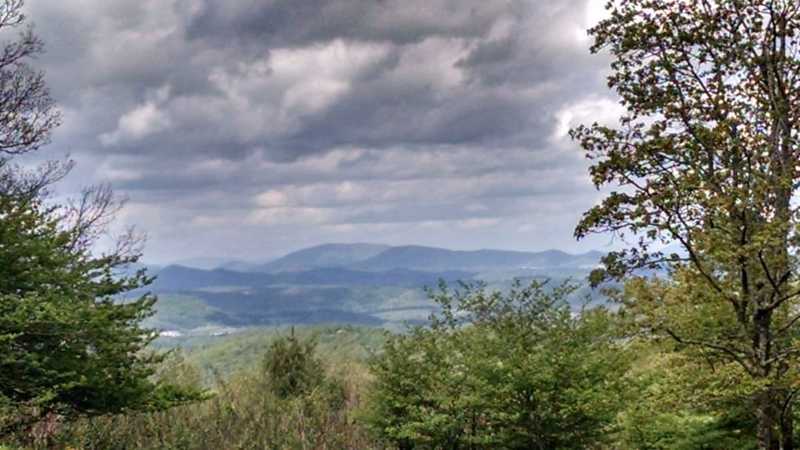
0,0 -> 201,439
262,328 -> 325,399
0,177 -> 201,439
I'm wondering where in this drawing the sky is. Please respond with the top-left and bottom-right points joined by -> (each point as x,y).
17,0 -> 623,264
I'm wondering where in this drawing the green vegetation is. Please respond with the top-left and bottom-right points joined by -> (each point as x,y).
0,1 -> 200,444
0,179 -> 202,440
572,1 -> 800,447
363,281 -> 630,449
4,0 -> 800,448
57,333 -> 374,450
157,325 -> 387,383
1,282 -> 773,449
614,343 -> 757,450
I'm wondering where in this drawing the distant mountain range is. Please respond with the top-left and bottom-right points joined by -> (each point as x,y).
143,244 -> 605,333
176,243 -> 604,274
255,243 -> 391,272
349,246 -> 603,272
148,264 -> 473,292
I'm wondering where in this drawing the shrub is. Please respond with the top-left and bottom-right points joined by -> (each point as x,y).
262,328 -> 326,399
363,280 -> 631,450
57,332 -> 375,449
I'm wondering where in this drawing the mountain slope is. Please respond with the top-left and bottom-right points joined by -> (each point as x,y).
218,260 -> 263,272
258,243 -> 391,272
148,264 -> 472,292
150,265 -> 269,291
351,245 -> 603,272
171,257 -> 238,270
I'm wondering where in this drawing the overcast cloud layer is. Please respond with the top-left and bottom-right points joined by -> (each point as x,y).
18,0 -> 620,263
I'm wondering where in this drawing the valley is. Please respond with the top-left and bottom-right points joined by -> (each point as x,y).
142,243 -> 604,338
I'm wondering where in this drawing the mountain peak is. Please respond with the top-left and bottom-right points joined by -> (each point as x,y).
259,243 -> 391,273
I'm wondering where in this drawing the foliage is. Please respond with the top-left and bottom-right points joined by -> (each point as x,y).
57,339 -> 378,450
0,0 -> 202,441
572,0 -> 800,446
363,280 -> 631,449
613,341 -> 758,450
0,186 -> 204,443
154,325 -> 388,384
262,329 -> 340,403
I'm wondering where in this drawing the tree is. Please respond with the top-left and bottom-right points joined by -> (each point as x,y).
0,189 -> 200,438
262,328 -> 326,399
364,281 -> 630,449
0,0 -> 60,158
613,337 -> 758,449
0,0 -> 201,440
573,1 -> 800,448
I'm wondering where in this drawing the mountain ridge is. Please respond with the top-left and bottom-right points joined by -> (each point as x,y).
256,243 -> 392,273
145,243 -> 606,332
210,243 -> 604,274
149,264 -> 474,292
341,244 -> 602,272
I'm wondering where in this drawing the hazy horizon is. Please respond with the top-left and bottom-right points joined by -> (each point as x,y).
149,241 -> 610,267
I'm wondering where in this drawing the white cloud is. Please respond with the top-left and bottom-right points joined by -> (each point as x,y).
25,0 -> 614,261
99,85 -> 173,146
256,190 -> 290,208
247,207 -> 333,226
552,96 -> 623,141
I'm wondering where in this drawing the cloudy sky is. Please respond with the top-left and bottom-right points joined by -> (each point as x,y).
18,0 -> 622,263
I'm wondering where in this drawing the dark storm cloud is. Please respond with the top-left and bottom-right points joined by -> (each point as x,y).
184,0 -> 508,47
16,0 -> 616,261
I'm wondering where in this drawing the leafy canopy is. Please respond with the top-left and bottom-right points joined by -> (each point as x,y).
364,281 -> 630,450
0,189 -> 202,436
573,0 -> 800,447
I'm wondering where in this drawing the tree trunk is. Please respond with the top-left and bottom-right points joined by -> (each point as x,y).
781,396 -> 794,450
755,305 -> 777,450
757,393 -> 776,450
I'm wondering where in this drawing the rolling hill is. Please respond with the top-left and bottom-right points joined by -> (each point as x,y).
256,243 -> 391,272
149,264 -> 473,291
350,245 -> 603,272
215,243 -> 603,274
145,243 -> 605,334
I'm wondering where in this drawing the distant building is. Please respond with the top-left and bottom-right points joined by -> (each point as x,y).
160,330 -> 183,338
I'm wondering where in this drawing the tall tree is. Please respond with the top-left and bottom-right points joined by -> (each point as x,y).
573,1 -> 800,448
0,188 -> 199,439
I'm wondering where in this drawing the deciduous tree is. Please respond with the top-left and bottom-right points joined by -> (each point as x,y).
573,1 -> 800,447
365,281 -> 630,449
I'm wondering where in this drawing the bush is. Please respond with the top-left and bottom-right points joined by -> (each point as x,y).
363,280 -> 631,450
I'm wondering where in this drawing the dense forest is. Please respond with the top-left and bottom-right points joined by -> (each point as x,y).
4,0 -> 800,449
